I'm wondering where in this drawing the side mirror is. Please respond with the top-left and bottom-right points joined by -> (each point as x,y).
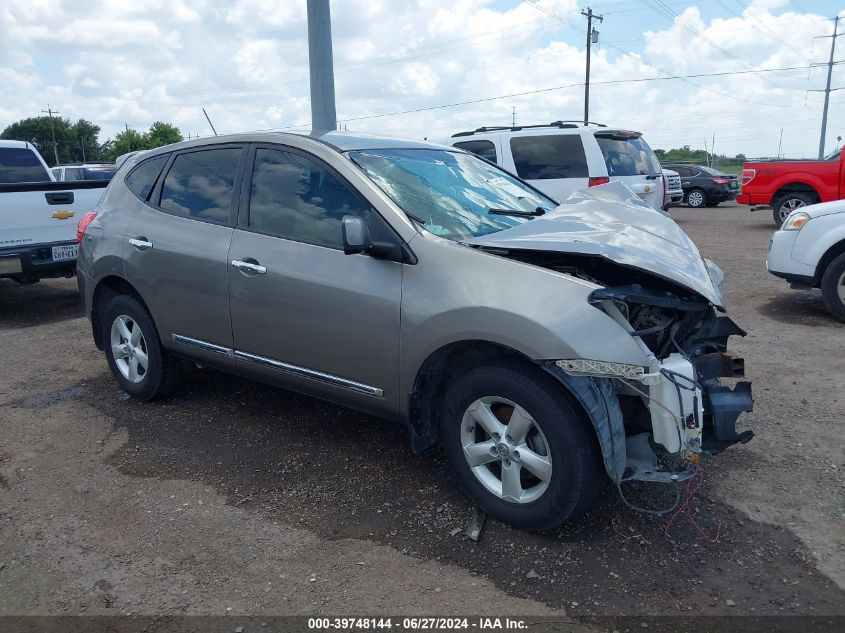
341,215 -> 372,255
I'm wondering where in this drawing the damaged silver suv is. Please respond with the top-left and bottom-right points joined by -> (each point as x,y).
77,131 -> 753,529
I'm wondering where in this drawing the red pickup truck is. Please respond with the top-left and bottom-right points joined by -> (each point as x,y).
738,150 -> 845,226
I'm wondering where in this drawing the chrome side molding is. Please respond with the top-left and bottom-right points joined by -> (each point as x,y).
172,334 -> 234,357
171,333 -> 383,397
234,350 -> 384,397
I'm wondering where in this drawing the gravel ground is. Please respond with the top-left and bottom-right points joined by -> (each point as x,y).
0,202 -> 843,626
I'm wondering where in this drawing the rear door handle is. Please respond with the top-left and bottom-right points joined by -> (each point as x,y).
129,237 -> 153,250
232,259 -> 267,275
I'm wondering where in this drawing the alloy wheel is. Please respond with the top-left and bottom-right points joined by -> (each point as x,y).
460,396 -> 552,504
687,191 -> 704,207
110,314 -> 149,383
779,197 -> 807,223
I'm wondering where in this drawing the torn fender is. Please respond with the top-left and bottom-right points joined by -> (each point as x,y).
543,364 -> 626,483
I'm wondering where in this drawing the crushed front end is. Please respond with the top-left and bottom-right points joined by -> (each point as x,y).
502,249 -> 754,485
566,283 -> 753,483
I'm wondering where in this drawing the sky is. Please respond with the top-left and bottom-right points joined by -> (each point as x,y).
2,0 -> 844,158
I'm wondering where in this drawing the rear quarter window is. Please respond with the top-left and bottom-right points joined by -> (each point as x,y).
0,147 -> 50,184
509,135 -> 588,180
125,155 -> 169,202
158,148 -> 242,222
453,140 -> 498,163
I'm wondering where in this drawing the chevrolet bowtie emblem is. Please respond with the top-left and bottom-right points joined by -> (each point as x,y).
51,210 -> 75,219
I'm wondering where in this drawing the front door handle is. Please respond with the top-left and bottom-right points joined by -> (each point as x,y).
129,237 -> 153,250
232,259 -> 267,275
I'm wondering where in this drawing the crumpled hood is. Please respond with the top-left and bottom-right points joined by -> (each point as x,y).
466,181 -> 724,307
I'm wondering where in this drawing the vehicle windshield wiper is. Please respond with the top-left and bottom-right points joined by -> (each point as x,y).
405,211 -> 427,225
488,207 -> 546,217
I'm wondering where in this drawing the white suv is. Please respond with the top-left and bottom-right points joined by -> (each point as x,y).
449,122 -> 666,212
767,199 -> 845,321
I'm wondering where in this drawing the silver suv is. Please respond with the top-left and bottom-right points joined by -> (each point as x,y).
77,132 -> 753,529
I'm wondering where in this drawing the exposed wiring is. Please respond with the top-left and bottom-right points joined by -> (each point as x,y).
617,479 -> 682,515
663,463 -> 722,542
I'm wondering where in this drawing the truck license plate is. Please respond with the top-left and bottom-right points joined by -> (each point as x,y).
52,244 -> 78,262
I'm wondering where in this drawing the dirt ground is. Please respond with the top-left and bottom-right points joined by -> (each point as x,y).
0,202 -> 843,628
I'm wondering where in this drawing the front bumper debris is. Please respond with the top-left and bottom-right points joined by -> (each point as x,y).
701,380 -> 754,453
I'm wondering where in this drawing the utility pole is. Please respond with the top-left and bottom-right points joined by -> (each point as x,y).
710,132 -> 716,168
817,16 -> 841,159
125,123 -> 131,153
581,7 -> 603,126
778,128 -> 784,158
41,105 -> 60,165
307,0 -> 337,131
512,106 -> 516,127
80,136 -> 86,162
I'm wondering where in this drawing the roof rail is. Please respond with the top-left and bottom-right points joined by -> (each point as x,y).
550,120 -> 607,127
451,120 -> 606,138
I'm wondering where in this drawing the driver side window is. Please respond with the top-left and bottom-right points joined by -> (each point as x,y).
248,148 -> 391,249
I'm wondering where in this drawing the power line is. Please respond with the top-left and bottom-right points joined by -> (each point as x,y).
242,64 -> 817,133
526,0 -> 802,108
717,0 -> 815,63
640,0 -> 803,95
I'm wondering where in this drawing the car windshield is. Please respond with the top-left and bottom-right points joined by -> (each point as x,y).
348,148 -> 554,240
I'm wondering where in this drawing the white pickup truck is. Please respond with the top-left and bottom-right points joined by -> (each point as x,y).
0,140 -> 109,284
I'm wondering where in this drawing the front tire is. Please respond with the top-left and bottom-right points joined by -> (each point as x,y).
772,191 -> 815,227
440,362 -> 603,530
102,294 -> 179,400
820,253 -> 845,322
686,188 -> 706,208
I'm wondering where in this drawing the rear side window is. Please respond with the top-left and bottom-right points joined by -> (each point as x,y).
0,147 -> 50,183
82,167 -> 116,181
596,135 -> 661,177
125,155 -> 169,202
64,167 -> 82,181
159,148 -> 242,222
248,147 -> 384,250
454,140 -> 497,163
509,135 -> 588,180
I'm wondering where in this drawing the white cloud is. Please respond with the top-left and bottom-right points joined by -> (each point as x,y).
0,0 -> 840,157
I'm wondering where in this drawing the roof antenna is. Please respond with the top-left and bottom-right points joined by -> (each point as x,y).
202,108 -> 218,136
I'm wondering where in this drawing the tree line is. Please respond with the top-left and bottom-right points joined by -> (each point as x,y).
654,145 -> 747,170
0,116 -> 183,166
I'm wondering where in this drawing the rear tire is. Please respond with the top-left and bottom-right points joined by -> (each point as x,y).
820,253 -> 845,322
686,188 -> 706,208
440,361 -> 603,530
102,294 -> 179,400
772,191 -> 815,227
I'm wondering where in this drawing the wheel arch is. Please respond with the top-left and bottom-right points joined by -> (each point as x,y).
772,182 -> 820,205
816,238 -> 845,284
91,275 -> 149,350
407,340 -> 624,482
